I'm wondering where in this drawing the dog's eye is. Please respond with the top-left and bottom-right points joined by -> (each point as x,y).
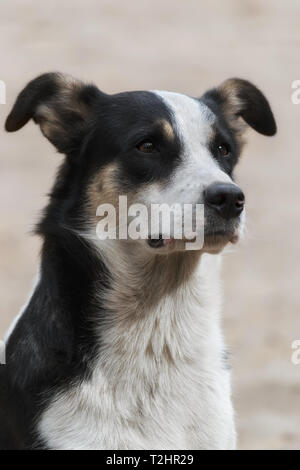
137,141 -> 156,154
218,143 -> 231,157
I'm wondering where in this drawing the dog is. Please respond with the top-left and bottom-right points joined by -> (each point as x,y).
0,73 -> 276,450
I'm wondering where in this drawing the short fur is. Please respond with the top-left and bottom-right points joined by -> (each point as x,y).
1,73 -> 276,449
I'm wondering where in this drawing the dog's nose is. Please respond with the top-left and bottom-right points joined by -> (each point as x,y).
204,183 -> 245,219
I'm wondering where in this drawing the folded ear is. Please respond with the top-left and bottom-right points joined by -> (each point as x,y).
5,72 -> 103,153
201,78 -> 277,136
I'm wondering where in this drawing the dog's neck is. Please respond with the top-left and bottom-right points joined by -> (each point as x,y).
94,240 -> 203,312
88,239 -> 224,383
42,233 -> 224,349
12,232 -> 223,387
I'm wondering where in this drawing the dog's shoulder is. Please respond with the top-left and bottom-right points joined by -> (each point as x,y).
0,366 -> 25,449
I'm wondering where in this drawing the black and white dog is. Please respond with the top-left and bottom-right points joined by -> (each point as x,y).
0,74 -> 276,450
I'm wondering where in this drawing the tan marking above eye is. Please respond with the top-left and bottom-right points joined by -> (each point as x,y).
158,119 -> 174,140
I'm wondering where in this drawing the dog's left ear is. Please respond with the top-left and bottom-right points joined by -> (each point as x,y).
5,72 -> 104,154
201,78 -> 277,136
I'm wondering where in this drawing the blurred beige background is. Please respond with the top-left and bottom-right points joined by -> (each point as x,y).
0,0 -> 299,450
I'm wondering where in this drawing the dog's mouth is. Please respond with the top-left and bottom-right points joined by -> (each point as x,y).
202,229 -> 239,253
147,228 -> 239,252
147,235 -> 173,249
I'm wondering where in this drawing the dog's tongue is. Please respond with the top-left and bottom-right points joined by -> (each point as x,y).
163,238 -> 173,246
147,236 -> 173,248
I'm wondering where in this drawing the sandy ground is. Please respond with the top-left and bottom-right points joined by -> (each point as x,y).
0,0 -> 300,450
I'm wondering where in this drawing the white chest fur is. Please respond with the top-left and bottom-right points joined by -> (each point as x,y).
38,253 -> 236,450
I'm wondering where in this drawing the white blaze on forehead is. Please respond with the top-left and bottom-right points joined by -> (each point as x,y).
153,90 -> 216,150
150,91 -> 233,204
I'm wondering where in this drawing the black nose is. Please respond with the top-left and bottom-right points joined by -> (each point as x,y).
204,183 -> 245,220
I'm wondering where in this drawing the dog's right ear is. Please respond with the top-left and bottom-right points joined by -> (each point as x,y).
201,78 -> 277,137
5,72 -> 104,154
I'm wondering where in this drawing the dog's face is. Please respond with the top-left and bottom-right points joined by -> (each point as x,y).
6,73 -> 276,254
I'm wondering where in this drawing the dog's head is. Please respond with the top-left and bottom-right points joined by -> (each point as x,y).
6,73 -> 276,254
